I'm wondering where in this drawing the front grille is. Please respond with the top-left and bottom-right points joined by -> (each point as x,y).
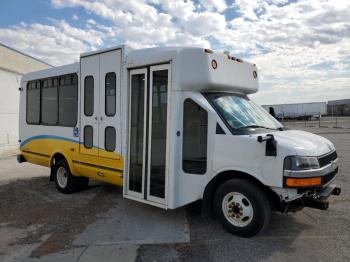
318,151 -> 337,168
322,167 -> 338,185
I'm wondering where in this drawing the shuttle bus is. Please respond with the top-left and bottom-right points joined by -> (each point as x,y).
18,46 -> 341,237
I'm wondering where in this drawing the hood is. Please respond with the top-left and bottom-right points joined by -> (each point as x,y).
272,130 -> 335,156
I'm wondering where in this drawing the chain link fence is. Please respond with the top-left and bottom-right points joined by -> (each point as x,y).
280,115 -> 350,129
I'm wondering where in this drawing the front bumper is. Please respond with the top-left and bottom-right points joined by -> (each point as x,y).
276,183 -> 341,213
303,184 -> 341,210
273,151 -> 340,212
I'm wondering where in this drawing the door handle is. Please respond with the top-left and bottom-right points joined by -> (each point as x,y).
100,116 -> 103,121
94,116 -> 98,121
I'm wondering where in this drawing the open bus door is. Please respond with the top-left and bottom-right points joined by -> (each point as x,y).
125,64 -> 171,207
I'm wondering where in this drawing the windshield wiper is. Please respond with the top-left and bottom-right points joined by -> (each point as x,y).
237,125 -> 276,130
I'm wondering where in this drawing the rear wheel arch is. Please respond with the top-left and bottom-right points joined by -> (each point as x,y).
50,152 -> 76,180
201,170 -> 279,217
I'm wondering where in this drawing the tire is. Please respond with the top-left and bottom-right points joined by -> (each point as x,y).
78,177 -> 89,190
214,179 -> 271,237
53,159 -> 80,194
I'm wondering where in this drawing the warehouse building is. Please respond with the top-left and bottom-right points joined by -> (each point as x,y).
0,43 -> 52,157
262,102 -> 327,120
327,99 -> 350,116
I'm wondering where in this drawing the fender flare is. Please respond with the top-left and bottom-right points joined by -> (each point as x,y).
49,150 -> 77,179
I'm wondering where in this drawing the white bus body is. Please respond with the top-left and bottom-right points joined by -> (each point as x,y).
18,46 -> 340,237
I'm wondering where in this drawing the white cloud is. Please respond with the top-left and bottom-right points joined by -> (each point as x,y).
221,0 -> 350,103
0,0 -> 349,104
159,0 -> 197,20
0,20 -> 105,65
182,12 -> 227,37
86,19 -> 96,25
199,0 -> 227,12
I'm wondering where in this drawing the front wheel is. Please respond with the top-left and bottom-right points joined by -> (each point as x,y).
214,179 -> 271,237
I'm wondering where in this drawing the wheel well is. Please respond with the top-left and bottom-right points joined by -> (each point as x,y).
51,153 -> 66,167
50,153 -> 67,181
201,170 -> 279,218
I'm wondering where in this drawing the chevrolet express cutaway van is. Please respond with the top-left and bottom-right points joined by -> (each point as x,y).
18,46 -> 341,237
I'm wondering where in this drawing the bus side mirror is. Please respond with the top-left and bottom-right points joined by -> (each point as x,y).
257,134 -> 277,156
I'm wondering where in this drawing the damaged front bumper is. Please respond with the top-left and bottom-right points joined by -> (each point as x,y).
275,184 -> 341,213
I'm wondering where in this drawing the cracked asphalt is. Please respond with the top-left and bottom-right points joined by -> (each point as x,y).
0,126 -> 349,262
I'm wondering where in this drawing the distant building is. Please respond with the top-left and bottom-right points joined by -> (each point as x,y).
327,99 -> 350,116
0,43 -> 52,157
262,102 -> 327,120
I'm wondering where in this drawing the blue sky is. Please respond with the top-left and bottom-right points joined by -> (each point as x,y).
0,0 -> 349,104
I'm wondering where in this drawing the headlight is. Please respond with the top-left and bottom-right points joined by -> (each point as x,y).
284,156 -> 320,170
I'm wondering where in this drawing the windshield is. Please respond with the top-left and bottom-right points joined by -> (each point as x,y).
207,93 -> 283,130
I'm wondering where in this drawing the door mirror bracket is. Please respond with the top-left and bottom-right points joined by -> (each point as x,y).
257,134 -> 277,156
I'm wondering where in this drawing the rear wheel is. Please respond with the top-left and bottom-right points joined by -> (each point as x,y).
53,160 -> 80,194
214,179 -> 271,237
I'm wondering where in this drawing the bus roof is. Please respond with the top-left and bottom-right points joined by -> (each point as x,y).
126,46 -> 259,94
22,62 -> 79,82
22,46 -> 259,95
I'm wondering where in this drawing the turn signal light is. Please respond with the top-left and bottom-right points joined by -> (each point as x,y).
285,177 -> 322,187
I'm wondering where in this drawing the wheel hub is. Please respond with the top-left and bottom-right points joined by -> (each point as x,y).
228,202 -> 243,218
56,166 -> 68,188
222,192 -> 254,227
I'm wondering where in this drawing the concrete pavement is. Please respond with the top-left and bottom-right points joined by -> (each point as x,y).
0,127 -> 349,261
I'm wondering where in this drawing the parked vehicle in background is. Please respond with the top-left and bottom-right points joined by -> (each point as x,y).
263,102 -> 327,120
17,45 -> 341,237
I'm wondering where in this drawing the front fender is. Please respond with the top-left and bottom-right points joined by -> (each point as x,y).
201,168 -> 268,218
212,166 -> 268,186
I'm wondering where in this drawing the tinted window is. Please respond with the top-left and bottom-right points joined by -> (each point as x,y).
182,99 -> 208,174
84,76 -> 94,116
26,81 -> 40,124
41,80 -> 58,125
129,73 -> 146,193
105,72 -> 116,116
105,126 -> 116,152
84,126 -> 93,149
149,69 -> 168,198
59,74 -> 78,126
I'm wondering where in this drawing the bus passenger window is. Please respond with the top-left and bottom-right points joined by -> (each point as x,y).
59,74 -> 78,126
84,76 -> 94,116
105,126 -> 116,152
105,72 -> 116,116
26,81 -> 41,124
41,79 -> 58,125
182,99 -> 208,174
84,126 -> 93,149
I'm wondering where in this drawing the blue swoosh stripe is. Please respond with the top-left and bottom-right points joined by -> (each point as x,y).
20,135 -> 79,148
